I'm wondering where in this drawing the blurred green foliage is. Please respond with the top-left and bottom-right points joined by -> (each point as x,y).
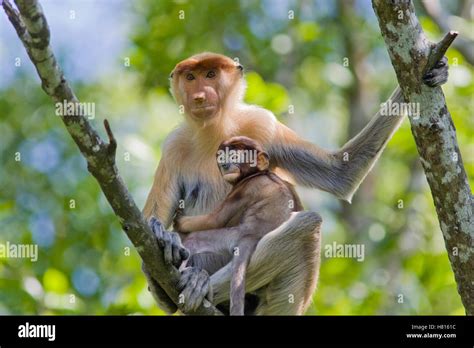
0,0 -> 472,315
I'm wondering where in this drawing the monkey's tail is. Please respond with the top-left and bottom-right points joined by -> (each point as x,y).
229,242 -> 255,316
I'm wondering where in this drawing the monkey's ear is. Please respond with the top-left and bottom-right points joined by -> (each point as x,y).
257,152 -> 269,171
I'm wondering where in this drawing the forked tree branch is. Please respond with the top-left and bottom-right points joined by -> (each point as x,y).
2,0 -> 221,315
372,0 -> 474,315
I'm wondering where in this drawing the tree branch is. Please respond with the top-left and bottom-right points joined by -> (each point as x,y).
420,0 -> 474,66
372,0 -> 474,315
2,0 -> 221,315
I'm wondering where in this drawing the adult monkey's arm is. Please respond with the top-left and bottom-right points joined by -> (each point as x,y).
271,53 -> 449,203
2,0 -> 221,315
270,87 -> 405,203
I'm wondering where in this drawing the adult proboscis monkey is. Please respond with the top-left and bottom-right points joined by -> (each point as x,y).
142,52 -> 449,315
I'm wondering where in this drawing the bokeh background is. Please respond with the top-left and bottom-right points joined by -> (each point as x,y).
0,0 -> 472,315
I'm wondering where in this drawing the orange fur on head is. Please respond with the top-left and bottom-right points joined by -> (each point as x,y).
169,52 -> 245,116
171,52 -> 240,76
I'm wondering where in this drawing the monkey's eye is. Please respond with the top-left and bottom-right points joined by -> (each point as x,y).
221,163 -> 230,170
206,70 -> 216,79
185,73 -> 195,81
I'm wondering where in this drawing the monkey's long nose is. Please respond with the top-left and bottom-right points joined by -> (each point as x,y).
193,92 -> 206,103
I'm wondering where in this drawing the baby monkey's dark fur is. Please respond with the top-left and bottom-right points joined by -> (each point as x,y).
175,136 -> 302,315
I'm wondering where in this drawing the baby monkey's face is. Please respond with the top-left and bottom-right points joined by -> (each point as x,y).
216,136 -> 269,184
216,146 -> 256,184
218,161 -> 242,183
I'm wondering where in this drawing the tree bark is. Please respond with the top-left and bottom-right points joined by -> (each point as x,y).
372,0 -> 474,315
2,0 -> 221,315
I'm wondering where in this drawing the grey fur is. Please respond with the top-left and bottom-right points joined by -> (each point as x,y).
271,88 -> 405,203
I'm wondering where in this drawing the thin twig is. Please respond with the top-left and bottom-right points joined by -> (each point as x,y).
104,119 -> 117,155
2,0 -> 31,44
420,0 -> 474,66
425,30 -> 458,74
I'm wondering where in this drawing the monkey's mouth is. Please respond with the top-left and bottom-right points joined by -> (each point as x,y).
191,105 -> 216,112
191,106 -> 217,119
222,172 -> 240,183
